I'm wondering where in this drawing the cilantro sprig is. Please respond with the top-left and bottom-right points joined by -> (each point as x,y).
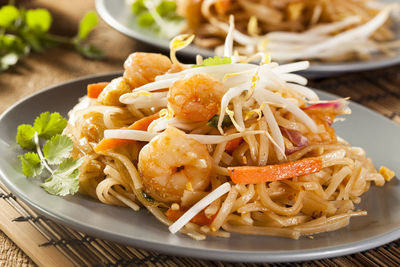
0,3 -> 104,72
131,0 -> 184,38
207,114 -> 233,129
16,112 -> 82,196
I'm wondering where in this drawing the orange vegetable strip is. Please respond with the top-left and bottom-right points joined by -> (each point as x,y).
228,157 -> 322,184
94,112 -> 160,152
165,208 -> 215,226
87,82 -> 109,98
215,0 -> 231,15
126,112 -> 160,131
225,137 -> 243,153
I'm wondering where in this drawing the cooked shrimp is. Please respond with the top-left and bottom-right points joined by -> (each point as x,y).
168,73 -> 225,122
123,52 -> 172,89
138,126 -> 213,202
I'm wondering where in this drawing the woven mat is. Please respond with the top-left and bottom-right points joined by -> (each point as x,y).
0,66 -> 399,266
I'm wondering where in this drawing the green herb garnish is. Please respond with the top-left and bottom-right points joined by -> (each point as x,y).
156,1 -> 180,19
0,3 -> 104,72
207,115 -> 233,129
193,56 -> 232,68
135,188 -> 160,207
130,0 -> 183,38
33,112 -> 68,140
137,12 -> 156,27
132,0 -> 146,15
16,112 -> 82,196
142,190 -> 156,204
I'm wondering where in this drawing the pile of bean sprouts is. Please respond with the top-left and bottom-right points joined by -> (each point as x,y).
175,0 -> 400,62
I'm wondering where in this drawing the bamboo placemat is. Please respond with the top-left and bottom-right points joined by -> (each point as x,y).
1,65 -> 400,266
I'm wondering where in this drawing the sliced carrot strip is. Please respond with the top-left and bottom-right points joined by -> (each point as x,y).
165,208 -> 215,226
228,157 -> 322,184
87,82 -> 109,98
225,137 -> 243,154
94,112 -> 160,152
215,0 -> 231,15
126,112 -> 160,131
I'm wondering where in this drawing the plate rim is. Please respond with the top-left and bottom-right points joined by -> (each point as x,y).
95,0 -> 400,77
1,73 -> 400,263
94,0 -> 214,58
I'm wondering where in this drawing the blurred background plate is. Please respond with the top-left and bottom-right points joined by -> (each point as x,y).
1,73 -> 400,262
95,0 -> 400,78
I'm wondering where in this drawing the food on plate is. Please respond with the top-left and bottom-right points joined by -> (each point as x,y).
129,0 -> 400,62
17,31 -> 395,240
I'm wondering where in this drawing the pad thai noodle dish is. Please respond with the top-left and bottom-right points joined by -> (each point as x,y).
130,0 -> 400,62
65,33 -> 394,240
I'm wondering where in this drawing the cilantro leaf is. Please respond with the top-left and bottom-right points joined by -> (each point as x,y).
41,172 -> 79,196
0,35 -> 29,71
137,12 -> 155,27
0,34 -> 27,53
55,157 -> 82,175
194,56 -> 232,68
43,135 -> 73,164
77,11 -> 98,40
16,111 -> 81,196
41,157 -> 82,196
132,0 -> 146,15
0,5 -> 20,28
207,115 -> 233,129
156,1 -> 177,18
26,9 -> 52,32
33,112 -> 67,139
18,152 -> 43,177
16,124 -> 36,149
1,4 -> 104,73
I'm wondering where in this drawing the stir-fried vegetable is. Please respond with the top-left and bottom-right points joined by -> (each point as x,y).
168,182 -> 231,234
207,114 -> 232,129
225,137 -> 243,154
94,112 -> 160,152
87,82 -> 109,98
228,157 -> 322,184
166,208 -> 215,225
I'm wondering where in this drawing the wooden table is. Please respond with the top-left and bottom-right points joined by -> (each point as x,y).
1,0 -> 400,266
0,1 -> 140,265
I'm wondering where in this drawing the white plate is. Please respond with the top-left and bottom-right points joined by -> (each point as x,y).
95,0 -> 400,78
1,73 -> 400,262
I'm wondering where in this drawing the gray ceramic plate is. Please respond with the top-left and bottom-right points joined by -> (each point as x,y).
1,73 -> 400,263
95,0 -> 400,78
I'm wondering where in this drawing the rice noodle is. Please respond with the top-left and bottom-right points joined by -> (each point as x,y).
104,129 -> 276,145
169,182 -> 231,234
66,30 -> 393,242
176,0 -> 399,62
